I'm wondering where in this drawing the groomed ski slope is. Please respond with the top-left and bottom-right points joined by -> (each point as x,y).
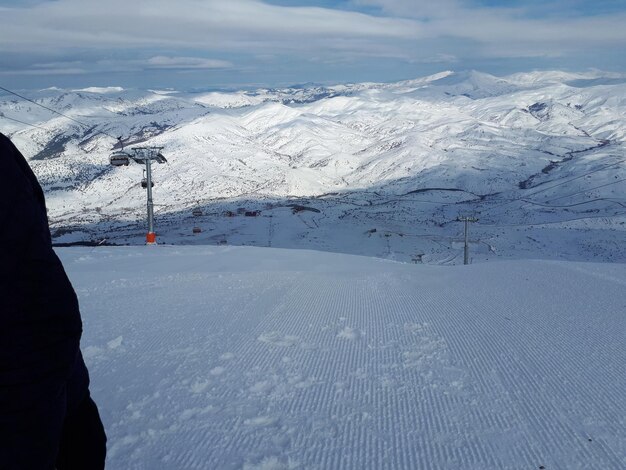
59,246 -> 626,469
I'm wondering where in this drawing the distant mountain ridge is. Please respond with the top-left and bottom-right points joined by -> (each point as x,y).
1,70 -> 624,263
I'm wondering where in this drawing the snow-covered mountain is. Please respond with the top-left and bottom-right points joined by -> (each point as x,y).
1,70 -> 625,263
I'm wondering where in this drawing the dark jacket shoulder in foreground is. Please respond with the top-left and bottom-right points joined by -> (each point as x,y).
0,133 -> 90,465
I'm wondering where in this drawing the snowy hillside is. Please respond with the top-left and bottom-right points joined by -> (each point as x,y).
62,245 -> 626,469
2,70 -> 625,263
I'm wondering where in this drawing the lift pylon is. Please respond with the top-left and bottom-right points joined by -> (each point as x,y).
109,146 -> 167,245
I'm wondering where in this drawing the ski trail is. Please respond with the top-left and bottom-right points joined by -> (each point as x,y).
67,248 -> 626,470
389,263 -> 625,469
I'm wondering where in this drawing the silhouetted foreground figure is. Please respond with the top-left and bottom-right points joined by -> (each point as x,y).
0,133 -> 106,469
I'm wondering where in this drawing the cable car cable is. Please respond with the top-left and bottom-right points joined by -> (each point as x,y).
544,177 -> 626,203
0,84 -> 118,140
0,113 -> 50,132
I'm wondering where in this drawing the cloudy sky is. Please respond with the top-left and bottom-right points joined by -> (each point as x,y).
1,0 -> 625,89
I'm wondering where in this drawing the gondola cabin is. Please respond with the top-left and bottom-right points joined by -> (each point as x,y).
141,178 -> 154,189
109,151 -> 130,166
192,227 -> 202,234
192,209 -> 203,217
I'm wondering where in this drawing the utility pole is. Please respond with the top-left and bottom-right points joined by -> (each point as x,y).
457,216 -> 478,265
110,146 -> 167,245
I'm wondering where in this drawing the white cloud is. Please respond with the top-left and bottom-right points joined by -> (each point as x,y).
352,0 -> 626,51
0,59 -> 87,75
0,0 -> 421,53
0,0 -> 624,84
145,56 -> 232,70
0,56 -> 233,76
0,67 -> 88,76
1,0 -> 623,56
352,0 -> 463,19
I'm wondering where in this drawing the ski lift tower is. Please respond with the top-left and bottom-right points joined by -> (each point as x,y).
110,146 -> 167,245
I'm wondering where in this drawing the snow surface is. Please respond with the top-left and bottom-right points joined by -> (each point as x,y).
60,245 -> 626,469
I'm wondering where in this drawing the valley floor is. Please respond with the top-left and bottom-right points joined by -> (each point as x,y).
60,246 -> 626,469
